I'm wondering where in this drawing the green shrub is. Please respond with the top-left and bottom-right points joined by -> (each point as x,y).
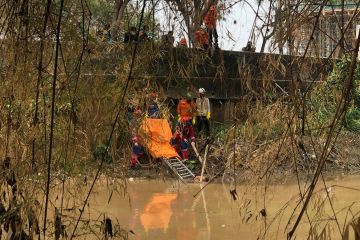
309,55 -> 360,133
345,107 -> 360,132
93,143 -> 112,163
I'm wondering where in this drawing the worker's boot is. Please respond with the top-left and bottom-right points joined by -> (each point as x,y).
130,154 -> 139,169
181,149 -> 189,162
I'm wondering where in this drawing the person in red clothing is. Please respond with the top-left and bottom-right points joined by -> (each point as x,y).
130,130 -> 144,167
204,3 -> 219,49
201,30 -> 209,50
194,30 -> 203,48
178,37 -> 187,48
195,29 -> 209,50
128,106 -> 144,168
170,121 -> 195,161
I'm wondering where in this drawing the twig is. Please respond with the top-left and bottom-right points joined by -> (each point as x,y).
43,0 -> 65,238
200,145 -> 209,182
287,24 -> 360,240
69,1 -> 148,238
32,0 -> 52,170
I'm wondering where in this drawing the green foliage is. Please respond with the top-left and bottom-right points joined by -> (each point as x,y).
344,107 -> 360,132
186,160 -> 197,170
93,143 -> 112,163
328,56 -> 349,83
87,0 -> 161,42
89,0 -> 114,25
309,55 -> 360,132
211,122 -> 231,140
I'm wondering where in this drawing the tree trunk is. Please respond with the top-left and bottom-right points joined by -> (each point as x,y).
112,0 -> 129,38
165,0 -> 216,46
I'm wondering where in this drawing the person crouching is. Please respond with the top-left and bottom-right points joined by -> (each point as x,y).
170,121 -> 195,161
130,130 -> 144,168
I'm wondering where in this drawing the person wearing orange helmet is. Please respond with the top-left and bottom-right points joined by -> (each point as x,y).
203,3 -> 219,49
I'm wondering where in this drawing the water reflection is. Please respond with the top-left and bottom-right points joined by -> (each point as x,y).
140,193 -> 177,233
84,176 -> 360,239
126,184 -> 209,240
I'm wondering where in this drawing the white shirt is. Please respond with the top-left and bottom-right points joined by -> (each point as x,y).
196,97 -> 210,116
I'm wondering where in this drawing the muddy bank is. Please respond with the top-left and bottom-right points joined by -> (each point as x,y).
126,132 -> 360,183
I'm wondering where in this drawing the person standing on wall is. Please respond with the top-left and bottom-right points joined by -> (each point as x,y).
124,26 -> 138,43
195,28 -> 209,50
195,88 -> 211,136
204,3 -> 219,49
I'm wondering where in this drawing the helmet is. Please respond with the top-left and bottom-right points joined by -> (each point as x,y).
198,88 -> 206,94
148,92 -> 158,99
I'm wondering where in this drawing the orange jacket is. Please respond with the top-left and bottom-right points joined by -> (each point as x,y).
177,99 -> 195,121
201,31 -> 209,45
204,4 -> 217,29
195,30 -> 209,46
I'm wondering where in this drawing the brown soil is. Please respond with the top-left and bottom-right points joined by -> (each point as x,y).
126,132 -> 360,182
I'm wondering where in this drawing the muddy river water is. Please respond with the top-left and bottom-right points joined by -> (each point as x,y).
57,175 -> 360,239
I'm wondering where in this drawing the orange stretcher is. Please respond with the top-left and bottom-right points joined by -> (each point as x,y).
140,118 -> 179,159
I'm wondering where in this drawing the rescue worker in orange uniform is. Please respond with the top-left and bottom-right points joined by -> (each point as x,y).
174,95 -> 196,161
177,97 -> 196,124
195,29 -> 209,50
204,3 -> 219,49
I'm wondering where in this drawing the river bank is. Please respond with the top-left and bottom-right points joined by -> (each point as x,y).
126,131 -> 360,184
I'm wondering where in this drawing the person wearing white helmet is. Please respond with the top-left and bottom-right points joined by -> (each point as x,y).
194,88 -> 211,136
